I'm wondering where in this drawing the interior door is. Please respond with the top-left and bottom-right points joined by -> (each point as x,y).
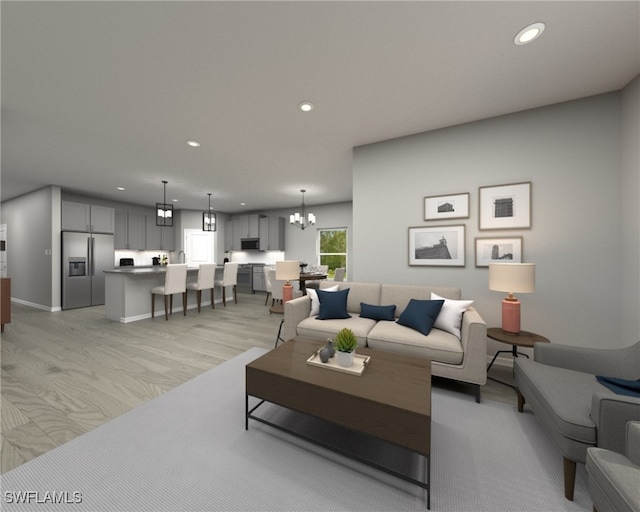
184,229 -> 214,266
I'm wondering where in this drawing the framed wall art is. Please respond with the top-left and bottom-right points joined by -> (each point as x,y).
479,181 -> 531,230
424,192 -> 469,220
409,225 -> 465,267
475,237 -> 523,267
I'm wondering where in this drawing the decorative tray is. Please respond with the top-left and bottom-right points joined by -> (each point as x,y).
306,350 -> 371,376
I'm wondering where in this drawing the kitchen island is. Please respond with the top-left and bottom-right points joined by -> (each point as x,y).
104,266 -> 223,323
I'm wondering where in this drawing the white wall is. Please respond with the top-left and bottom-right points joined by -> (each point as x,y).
353,91 -> 637,349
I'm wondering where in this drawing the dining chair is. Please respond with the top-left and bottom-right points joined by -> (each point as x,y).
304,264 -> 328,290
333,267 -> 346,282
264,265 -> 274,306
214,262 -> 239,306
151,264 -> 188,320
186,263 -> 217,312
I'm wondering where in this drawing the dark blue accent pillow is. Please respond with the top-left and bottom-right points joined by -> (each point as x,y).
316,288 -> 352,320
360,302 -> 396,321
396,299 -> 444,335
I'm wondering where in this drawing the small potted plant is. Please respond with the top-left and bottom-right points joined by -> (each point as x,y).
334,328 -> 358,367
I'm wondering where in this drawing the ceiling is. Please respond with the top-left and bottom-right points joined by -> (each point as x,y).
2,1 -> 639,214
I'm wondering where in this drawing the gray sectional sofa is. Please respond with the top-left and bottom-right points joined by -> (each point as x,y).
283,281 -> 487,402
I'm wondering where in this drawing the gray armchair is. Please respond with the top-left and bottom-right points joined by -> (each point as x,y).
514,341 -> 640,501
587,421 -> 640,512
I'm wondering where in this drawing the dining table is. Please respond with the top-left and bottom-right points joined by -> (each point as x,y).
298,272 -> 328,295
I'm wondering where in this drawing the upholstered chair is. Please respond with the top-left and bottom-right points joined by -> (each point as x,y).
214,262 -> 238,306
151,264 -> 188,320
333,267 -> 346,282
186,263 -> 216,312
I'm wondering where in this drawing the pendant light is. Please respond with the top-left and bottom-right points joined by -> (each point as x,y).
156,180 -> 173,227
202,193 -> 216,232
290,189 -> 316,230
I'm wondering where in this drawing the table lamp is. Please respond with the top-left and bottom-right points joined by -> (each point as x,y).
489,263 -> 535,334
276,260 -> 300,303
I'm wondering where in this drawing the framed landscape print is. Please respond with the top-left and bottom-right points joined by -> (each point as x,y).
424,192 -> 469,220
409,225 -> 465,267
479,182 -> 531,230
475,237 -> 523,267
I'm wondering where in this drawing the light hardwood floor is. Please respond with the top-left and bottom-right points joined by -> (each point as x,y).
1,292 -> 517,474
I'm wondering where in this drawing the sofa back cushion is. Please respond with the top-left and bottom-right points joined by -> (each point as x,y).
381,284 -> 461,317
319,281 -> 381,314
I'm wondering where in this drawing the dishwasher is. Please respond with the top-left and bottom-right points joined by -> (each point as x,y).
237,264 -> 253,294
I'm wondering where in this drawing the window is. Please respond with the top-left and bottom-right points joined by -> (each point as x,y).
318,228 -> 347,279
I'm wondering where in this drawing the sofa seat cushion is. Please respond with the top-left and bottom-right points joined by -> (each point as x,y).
367,322 -> 463,364
296,316 -> 375,348
516,359 -> 616,445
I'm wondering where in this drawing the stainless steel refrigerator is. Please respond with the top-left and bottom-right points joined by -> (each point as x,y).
62,231 -> 114,310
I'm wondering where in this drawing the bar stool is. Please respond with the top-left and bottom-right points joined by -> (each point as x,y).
186,263 -> 216,312
151,264 -> 188,320
214,262 -> 238,306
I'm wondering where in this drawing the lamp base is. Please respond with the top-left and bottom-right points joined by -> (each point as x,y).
283,282 -> 293,303
502,297 -> 521,334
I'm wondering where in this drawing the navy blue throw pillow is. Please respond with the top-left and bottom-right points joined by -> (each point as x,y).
316,288 -> 352,320
396,299 -> 444,335
360,302 -> 396,321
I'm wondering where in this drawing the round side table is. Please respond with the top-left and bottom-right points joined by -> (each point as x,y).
486,327 -> 550,388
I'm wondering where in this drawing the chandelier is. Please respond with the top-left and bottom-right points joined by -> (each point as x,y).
290,189 -> 316,230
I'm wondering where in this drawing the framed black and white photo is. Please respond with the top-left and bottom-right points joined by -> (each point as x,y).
424,192 -> 469,220
479,182 -> 531,230
475,237 -> 523,267
409,225 -> 465,267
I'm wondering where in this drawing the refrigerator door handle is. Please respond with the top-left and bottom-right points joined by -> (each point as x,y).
89,237 -> 95,276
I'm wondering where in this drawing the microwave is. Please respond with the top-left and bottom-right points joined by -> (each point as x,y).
240,238 -> 260,251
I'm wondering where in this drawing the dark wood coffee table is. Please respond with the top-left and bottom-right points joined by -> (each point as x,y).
246,336 -> 432,508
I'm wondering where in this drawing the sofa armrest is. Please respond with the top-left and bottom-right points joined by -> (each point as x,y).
534,342 -> 639,377
626,421 -> 640,466
282,295 -> 312,342
591,392 -> 640,455
458,306 -> 488,384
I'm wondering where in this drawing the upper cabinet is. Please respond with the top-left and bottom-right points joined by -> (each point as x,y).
145,215 -> 175,251
238,214 -> 262,238
224,214 -> 284,252
259,216 -> 285,251
62,201 -> 115,233
90,205 -> 115,233
115,212 -> 145,250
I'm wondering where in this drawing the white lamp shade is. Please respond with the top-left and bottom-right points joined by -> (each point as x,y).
276,260 -> 300,282
489,263 -> 535,294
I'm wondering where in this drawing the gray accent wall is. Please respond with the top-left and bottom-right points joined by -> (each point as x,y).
621,74 -> 640,343
1,186 -> 62,310
353,89 -> 639,349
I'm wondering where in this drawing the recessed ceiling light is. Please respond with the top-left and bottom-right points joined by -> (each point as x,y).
186,140 -> 200,147
298,101 -> 314,112
173,199 -> 179,203
116,187 -> 125,191
514,22 -> 545,45
240,202 -> 246,206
